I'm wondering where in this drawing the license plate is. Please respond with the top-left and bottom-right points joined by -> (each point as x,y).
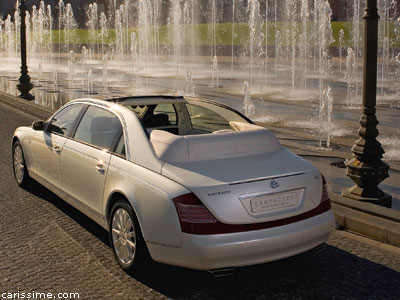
250,191 -> 298,213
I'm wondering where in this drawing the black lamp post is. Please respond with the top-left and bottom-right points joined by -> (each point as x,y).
17,0 -> 34,101
342,0 -> 391,207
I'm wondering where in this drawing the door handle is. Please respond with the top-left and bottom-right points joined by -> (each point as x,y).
95,164 -> 105,174
54,146 -> 62,153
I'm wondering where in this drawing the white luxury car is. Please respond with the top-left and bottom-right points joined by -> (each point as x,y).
12,96 -> 335,273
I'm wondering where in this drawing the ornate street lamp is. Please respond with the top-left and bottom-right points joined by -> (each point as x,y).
17,0 -> 34,100
342,0 -> 391,207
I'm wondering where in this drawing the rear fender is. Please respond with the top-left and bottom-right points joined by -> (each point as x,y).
103,156 -> 188,249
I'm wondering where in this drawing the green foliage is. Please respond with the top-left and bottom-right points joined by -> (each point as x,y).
49,21 -> 399,48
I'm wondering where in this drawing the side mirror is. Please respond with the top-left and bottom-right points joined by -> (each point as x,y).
32,121 -> 46,131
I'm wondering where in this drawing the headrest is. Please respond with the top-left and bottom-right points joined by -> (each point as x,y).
143,113 -> 169,127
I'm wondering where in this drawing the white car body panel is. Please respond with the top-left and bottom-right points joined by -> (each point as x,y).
30,131 -> 67,188
161,149 -> 322,224
148,211 -> 335,270
103,155 -> 187,248
12,96 -> 335,271
61,139 -> 112,214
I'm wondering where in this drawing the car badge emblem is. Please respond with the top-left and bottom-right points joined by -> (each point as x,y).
270,179 -> 280,189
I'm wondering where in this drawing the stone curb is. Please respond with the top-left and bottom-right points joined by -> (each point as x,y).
0,91 -> 53,120
1,92 -> 399,248
331,193 -> 400,248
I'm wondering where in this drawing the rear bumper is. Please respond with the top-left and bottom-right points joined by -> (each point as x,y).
147,210 -> 335,270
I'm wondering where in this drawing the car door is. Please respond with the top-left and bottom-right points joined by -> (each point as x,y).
60,105 -> 122,214
30,103 -> 86,189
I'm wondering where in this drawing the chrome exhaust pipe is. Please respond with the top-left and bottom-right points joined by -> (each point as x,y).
207,268 -> 235,277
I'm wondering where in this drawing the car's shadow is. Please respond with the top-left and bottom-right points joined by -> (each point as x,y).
26,182 -> 400,300
26,180 -> 110,246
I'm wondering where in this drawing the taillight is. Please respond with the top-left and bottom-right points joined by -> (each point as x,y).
321,174 -> 330,202
173,193 -> 217,224
173,189 -> 331,235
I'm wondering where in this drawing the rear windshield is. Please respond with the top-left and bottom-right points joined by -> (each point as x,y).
185,104 -> 231,132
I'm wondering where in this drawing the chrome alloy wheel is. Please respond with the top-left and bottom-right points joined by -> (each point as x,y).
13,144 -> 25,184
111,208 -> 136,265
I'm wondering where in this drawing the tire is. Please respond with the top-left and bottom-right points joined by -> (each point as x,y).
109,200 -> 151,274
12,140 -> 31,188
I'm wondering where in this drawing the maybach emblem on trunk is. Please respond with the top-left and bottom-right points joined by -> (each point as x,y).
270,179 -> 280,189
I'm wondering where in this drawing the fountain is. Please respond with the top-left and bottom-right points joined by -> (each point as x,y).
102,55 -> 108,93
0,20 -> 3,54
300,0 -> 309,91
153,0 -> 161,63
345,47 -> 357,107
231,0 -> 235,72
209,0 -> 217,64
247,0 -> 263,88
5,15 -> 15,58
339,29 -> 345,72
186,71 -> 194,96
212,55 -> 218,87
274,0 -> 278,78
351,0 -> 362,103
171,0 -> 182,76
138,0 -> 152,77
99,12 -> 108,57
381,36 -> 390,96
317,0 -> 335,120
264,0 -> 268,78
286,0 -> 298,92
396,54 -> 400,97
14,5 -> 20,58
87,69 -> 93,95
86,3 -> 98,55
115,6 -> 124,62
81,46 -> 88,73
67,50 -> 75,88
25,11 -> 31,60
47,5 -> 53,62
63,3 -> 77,54
319,86 -> 333,148
243,81 -> 255,118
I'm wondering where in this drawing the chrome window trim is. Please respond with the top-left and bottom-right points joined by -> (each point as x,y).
53,101 -> 130,160
79,102 -> 130,160
45,103 -> 87,137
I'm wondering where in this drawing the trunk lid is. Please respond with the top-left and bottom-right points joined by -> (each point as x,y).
161,148 -> 323,224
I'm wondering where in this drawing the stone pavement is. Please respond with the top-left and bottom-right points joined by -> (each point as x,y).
1,97 -> 400,299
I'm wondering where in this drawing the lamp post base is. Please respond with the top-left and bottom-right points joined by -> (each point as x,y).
18,93 -> 35,101
17,86 -> 35,101
342,185 -> 392,208
17,76 -> 34,101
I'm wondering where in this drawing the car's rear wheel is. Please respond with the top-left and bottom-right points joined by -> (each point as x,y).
109,200 -> 150,274
12,141 -> 31,188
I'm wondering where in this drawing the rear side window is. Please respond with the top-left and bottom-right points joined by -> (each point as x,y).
48,104 -> 85,136
186,104 -> 231,132
73,106 -> 122,150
